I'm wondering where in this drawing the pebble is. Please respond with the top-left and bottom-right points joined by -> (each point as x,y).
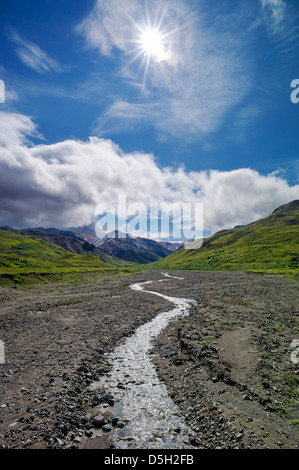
242,395 -> 251,401
22,440 -> 33,447
189,436 -> 201,447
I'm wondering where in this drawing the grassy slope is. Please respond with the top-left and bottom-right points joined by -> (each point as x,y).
152,202 -> 299,277
4,226 -> 139,269
0,230 -> 112,275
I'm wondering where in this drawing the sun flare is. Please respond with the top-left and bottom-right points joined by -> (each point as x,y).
140,27 -> 168,62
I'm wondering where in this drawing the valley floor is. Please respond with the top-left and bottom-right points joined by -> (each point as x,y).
0,270 -> 298,449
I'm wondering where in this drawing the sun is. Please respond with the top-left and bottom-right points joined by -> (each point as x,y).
124,9 -> 181,83
139,27 -> 168,63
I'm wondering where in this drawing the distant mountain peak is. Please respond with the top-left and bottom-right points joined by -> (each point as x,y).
272,200 -> 299,214
103,230 -> 132,239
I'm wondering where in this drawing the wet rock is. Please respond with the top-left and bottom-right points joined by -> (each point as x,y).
102,424 -> 112,433
116,421 -> 125,428
112,417 -> 119,426
101,393 -> 114,402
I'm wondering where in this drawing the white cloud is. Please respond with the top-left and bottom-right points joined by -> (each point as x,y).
261,0 -> 286,35
75,0 -> 142,56
9,29 -> 63,74
0,111 -> 298,236
76,0 -> 253,139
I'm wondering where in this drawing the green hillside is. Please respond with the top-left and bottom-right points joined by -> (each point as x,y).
152,200 -> 299,277
0,229 -> 114,284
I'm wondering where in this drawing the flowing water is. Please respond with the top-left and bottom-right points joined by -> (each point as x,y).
90,273 -> 197,449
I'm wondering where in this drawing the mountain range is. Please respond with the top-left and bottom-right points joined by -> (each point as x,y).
0,200 -> 298,283
0,226 -> 181,266
77,230 -> 182,263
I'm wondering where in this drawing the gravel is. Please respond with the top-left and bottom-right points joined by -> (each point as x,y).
0,269 -> 298,449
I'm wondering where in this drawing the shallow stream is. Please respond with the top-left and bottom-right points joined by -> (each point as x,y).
90,273 -> 197,449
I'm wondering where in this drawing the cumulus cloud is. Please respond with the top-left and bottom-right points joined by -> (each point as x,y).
0,111 -> 298,237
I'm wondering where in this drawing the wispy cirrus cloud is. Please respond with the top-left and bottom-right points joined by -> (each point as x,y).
251,0 -> 299,49
261,0 -> 286,35
76,0 -> 253,140
92,99 -> 159,135
9,29 -> 64,74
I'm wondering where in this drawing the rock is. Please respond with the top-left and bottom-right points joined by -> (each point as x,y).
117,383 -> 126,389
102,424 -> 112,433
112,417 -> 119,426
259,396 -> 271,406
242,394 -> 251,401
116,421 -> 125,428
101,393 -> 114,404
22,440 -> 33,447
173,358 -> 183,366
189,436 -> 201,447
92,415 -> 106,428
91,395 -> 101,407
57,423 -> 69,434
80,417 -> 89,425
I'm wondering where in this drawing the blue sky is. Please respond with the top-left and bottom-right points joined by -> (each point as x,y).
0,0 -> 298,237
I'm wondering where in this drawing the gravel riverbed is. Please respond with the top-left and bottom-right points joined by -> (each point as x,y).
0,270 -> 298,449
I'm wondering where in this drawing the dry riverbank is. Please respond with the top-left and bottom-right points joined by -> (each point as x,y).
150,271 -> 299,449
